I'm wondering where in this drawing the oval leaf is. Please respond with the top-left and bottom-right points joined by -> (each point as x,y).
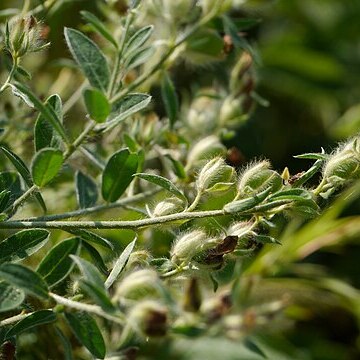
64,27 -> 110,93
105,237 -> 136,289
0,281 -> 25,312
98,93 -> 151,133
102,148 -> 138,202
0,229 -> 50,264
35,94 -> 63,151
70,255 -> 104,290
83,88 -> 110,123
31,148 -> 63,187
68,229 -> 114,250
75,171 -> 98,209
135,173 -> 186,202
5,310 -> 56,339
64,311 -> 106,359
0,263 -> 49,300
124,25 -> 153,56
37,237 -> 81,287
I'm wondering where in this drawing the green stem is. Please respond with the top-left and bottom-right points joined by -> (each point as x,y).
107,11 -> 134,98
186,191 -> 203,212
0,57 -> 18,94
21,189 -> 159,221
0,209 -> 226,230
50,293 -> 125,324
4,184 -> 39,215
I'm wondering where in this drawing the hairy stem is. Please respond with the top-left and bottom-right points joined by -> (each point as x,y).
5,184 -> 39,215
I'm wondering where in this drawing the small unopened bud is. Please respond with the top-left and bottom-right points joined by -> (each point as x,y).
323,137 -> 360,181
196,157 -> 234,192
187,136 -> 226,169
129,300 -> 168,337
152,197 -> 185,217
219,97 -> 245,126
115,269 -> 160,300
227,221 -> 254,239
171,229 -> 220,264
238,160 -> 282,195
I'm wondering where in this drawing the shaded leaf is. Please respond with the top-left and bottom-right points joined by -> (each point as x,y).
75,171 -> 98,209
0,146 -> 46,212
124,46 -> 155,71
102,148 -> 138,202
135,173 -> 186,202
0,229 -> 50,264
5,310 -> 56,339
64,311 -> 106,359
55,326 -> 74,360
0,281 -> 25,312
82,241 -> 108,275
81,11 -> 117,48
105,237 -> 136,289
31,148 -> 63,187
0,263 -> 49,300
37,237 -> 81,287
83,88 -> 110,123
161,72 -> 179,127
64,27 -> 110,92
34,94 -> 63,151
68,229 -> 114,250
124,25 -> 153,56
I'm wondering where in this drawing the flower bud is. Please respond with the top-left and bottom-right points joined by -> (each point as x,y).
196,157 -> 234,192
171,229 -> 220,264
238,160 -> 282,195
152,197 -> 185,217
219,97 -> 245,126
129,300 -> 168,337
227,221 -> 254,239
187,136 -> 226,169
114,269 -> 160,300
230,52 -> 253,94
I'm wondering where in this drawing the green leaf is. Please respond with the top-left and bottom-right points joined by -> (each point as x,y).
0,171 -> 21,194
64,311 -> 106,359
0,190 -> 11,212
254,235 -> 281,245
75,171 -> 98,209
31,148 -> 64,187
268,188 -> 312,202
0,146 -> 46,212
34,94 -> 63,151
83,88 -> 110,123
124,25 -> 153,56
292,159 -> 324,187
81,11 -> 118,48
98,93 -> 151,133
105,237 -> 136,289
165,154 -> 186,179
0,263 -> 49,300
161,72 -> 179,127
124,46 -> 155,71
0,281 -> 25,312
10,83 -> 68,143
82,241 -> 108,275
293,153 -> 328,160
9,83 -> 34,107
102,148 -> 138,202
5,310 -> 56,339
135,173 -> 186,202
37,237 -> 81,287
0,229 -> 50,264
68,229 -> 114,250
70,255 -> 104,289
78,279 -> 115,312
15,65 -> 32,80
55,326 -> 74,360
64,27 -> 110,93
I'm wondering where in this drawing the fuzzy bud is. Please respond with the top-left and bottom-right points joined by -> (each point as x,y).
227,221 -> 254,239
171,229 -> 220,264
128,300 -> 168,337
114,269 -> 160,300
237,160 -> 282,195
196,157 -> 234,192
152,197 -> 185,217
187,136 -> 226,169
219,97 -> 245,126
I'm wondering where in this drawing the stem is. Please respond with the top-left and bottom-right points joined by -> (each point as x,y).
63,121 -> 96,161
63,80 -> 87,115
107,12 -> 134,98
5,184 -> 39,215
50,293 -> 125,324
110,7 -> 219,104
22,189 -> 159,221
0,209 -> 226,230
0,311 -> 32,327
186,191 -> 203,212
0,57 -> 18,94
79,146 -> 106,171
161,264 -> 188,278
